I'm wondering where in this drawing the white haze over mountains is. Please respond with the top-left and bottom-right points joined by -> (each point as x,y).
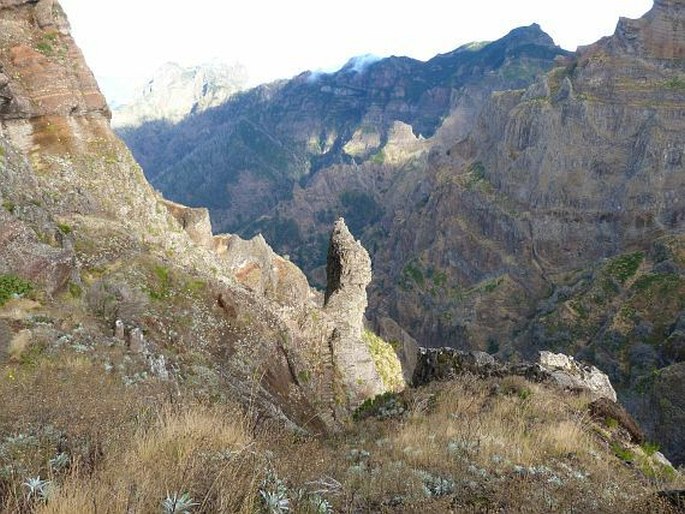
60,0 -> 652,107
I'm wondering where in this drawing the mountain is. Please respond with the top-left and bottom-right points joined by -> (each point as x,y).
112,61 -> 248,129
116,24 -> 569,232
0,2 -> 682,511
118,1 -> 685,466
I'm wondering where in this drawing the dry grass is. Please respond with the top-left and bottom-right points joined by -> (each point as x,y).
39,404 -> 259,514
7,329 -> 31,362
1,343 -> 682,513
262,374 -> 683,513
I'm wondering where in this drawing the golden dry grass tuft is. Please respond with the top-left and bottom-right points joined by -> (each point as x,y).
39,404 -> 260,514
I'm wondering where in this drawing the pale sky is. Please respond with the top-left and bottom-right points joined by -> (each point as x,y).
58,0 -> 653,105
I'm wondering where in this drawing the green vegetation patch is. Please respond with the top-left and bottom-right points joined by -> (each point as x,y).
147,265 -> 172,300
363,329 -> 404,392
610,442 -> 635,463
0,274 -> 33,306
400,260 -> 425,289
664,77 -> 685,91
57,223 -> 72,235
370,150 -> 386,164
353,391 -> 406,421
631,272 -> 681,293
605,252 -> 644,283
466,161 -> 492,192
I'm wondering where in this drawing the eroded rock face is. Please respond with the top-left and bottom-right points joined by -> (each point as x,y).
324,218 -> 384,407
161,199 -> 214,249
215,233 -> 312,310
0,210 -> 72,293
0,1 -> 400,435
608,0 -> 684,60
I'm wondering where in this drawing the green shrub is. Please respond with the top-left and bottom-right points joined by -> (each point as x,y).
664,77 -> 685,91
353,391 -> 406,421
610,442 -> 635,463
363,329 -> 404,391
148,265 -> 172,300
36,42 -> 53,56
57,223 -> 72,235
0,274 -> 33,306
640,441 -> 660,457
605,417 -> 619,429
68,282 -> 82,299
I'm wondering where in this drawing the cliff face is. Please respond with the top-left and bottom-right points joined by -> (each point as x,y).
116,0 -> 683,462
0,0 -> 397,433
375,0 -> 684,345
366,0 -> 684,462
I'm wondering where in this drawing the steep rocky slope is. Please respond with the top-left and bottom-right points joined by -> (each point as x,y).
366,0 -> 685,462
0,0 -> 398,438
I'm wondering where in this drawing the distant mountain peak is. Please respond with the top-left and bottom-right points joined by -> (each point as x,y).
499,23 -> 556,47
112,61 -> 248,128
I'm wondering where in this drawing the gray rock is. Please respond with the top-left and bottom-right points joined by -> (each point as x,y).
114,319 -> 125,340
538,351 -> 617,402
411,347 -> 500,386
128,327 -> 145,354
324,218 -> 384,406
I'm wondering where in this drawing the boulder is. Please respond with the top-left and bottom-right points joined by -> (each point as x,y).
161,199 -> 214,249
411,347 -> 499,386
538,351 -> 617,402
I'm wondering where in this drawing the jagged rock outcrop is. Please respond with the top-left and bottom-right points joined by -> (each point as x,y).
214,233 -> 313,310
324,218 -> 384,407
161,199 -> 215,249
412,348 -> 618,402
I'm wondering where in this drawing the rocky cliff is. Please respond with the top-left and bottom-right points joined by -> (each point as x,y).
368,0 -> 685,462
0,0 -> 398,436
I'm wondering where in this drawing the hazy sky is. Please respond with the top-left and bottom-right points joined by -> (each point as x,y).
59,0 -> 653,104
